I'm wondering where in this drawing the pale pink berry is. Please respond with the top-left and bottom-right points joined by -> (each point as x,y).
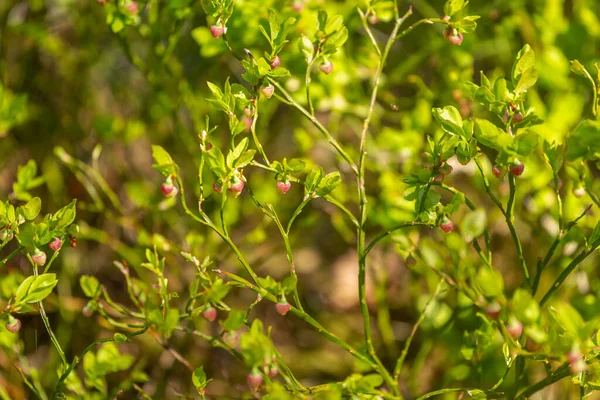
512,112 -> 524,123
444,27 -> 463,45
210,25 -> 224,39
247,371 -> 263,389
82,305 -> 94,317
485,302 -> 501,319
510,161 -> 525,176
31,249 -> 47,266
5,319 -> 21,334
228,178 -> 245,198
126,1 -> 138,14
573,186 -> 586,198
161,179 -> 178,198
507,320 -> 523,339
440,217 -> 454,233
276,180 -> 291,194
268,365 -> 278,378
261,84 -> 274,99
275,301 -> 291,316
202,306 -> 217,322
320,60 -> 333,75
270,56 -> 281,68
242,117 -> 253,132
492,165 -> 502,178
49,238 -> 62,252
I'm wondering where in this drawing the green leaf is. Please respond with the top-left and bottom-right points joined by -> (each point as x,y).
590,221 -> 600,246
432,106 -> 464,137
192,366 -> 211,394
152,145 -> 178,176
474,119 -> 513,151
475,268 -> 504,298
512,288 -> 539,324
512,44 -> 535,86
570,59 -> 590,79
282,274 -> 297,293
80,275 -> 101,298
20,197 -> 41,221
461,209 -> 487,243
566,120 -> 600,160
299,35 -> 314,63
304,167 -> 323,196
223,310 -> 245,331
512,131 -> 539,156
444,0 -> 468,17
15,273 -> 58,304
513,67 -> 538,94
235,150 -> 256,168
316,171 -> 341,197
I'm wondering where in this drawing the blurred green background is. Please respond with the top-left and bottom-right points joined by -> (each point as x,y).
1,0 -> 599,398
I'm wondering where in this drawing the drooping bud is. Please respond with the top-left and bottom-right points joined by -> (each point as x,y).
292,1 -> 304,12
161,177 -> 178,198
228,177 -> 245,198
31,248 -> 47,266
270,56 -> 281,68
526,338 -> 541,352
512,112 -> 524,123
507,320 -> 523,339
49,238 -> 62,252
126,1 -> 139,14
210,24 -> 225,39
261,84 -> 275,99
492,165 -> 502,178
440,163 -> 453,176
275,301 -> 291,316
276,180 -> 292,195
320,60 -> 333,75
573,186 -> 586,198
439,217 -> 454,233
368,12 -> 378,25
443,27 -> 463,45
485,301 -> 501,319
242,117 -> 253,132
213,182 -> 223,194
510,160 -> 525,176
247,370 -> 263,389
243,107 -> 254,117
405,255 -> 417,267
5,317 -> 21,334
202,306 -> 217,322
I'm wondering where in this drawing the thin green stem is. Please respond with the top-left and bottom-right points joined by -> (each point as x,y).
515,363 -> 570,399
286,197 -> 312,234
250,99 -> 270,165
364,222 -> 426,257
393,279 -> 444,380
305,57 -> 316,116
0,246 -> 23,268
507,174 -> 530,286
539,243 -> 600,306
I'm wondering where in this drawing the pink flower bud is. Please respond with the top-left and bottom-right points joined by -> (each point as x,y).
440,217 -> 454,233
368,13 -> 378,25
276,180 -> 291,194
270,56 -> 281,68
512,112 -> 524,123
405,255 -> 417,267
243,107 -> 254,117
320,60 -> 333,75
228,177 -> 245,198
440,163 -> 453,176
202,306 -> 217,322
507,320 -> 523,339
268,365 -> 278,377
126,2 -> 138,14
444,27 -> 463,46
161,178 -> 178,198
573,186 -> 586,198
82,305 -> 94,317
247,371 -> 263,389
510,161 -> 525,176
242,117 -> 253,132
213,182 -> 223,194
31,249 -> 47,266
492,165 -> 502,178
292,1 -> 304,12
210,25 -> 224,39
49,238 -> 62,252
275,301 -> 291,316
261,84 -> 274,99
5,319 -> 21,334
526,338 -> 541,352
485,301 -> 501,320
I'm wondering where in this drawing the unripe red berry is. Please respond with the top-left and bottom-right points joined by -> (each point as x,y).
270,56 -> 281,68
242,117 -> 253,132
292,1 -> 304,12
440,217 -> 454,233
202,306 -> 217,322
512,112 -> 524,123
485,301 -> 502,320
510,161 -> 525,176
5,319 -> 21,334
31,249 -> 47,266
526,338 -> 541,352
573,186 -> 586,198
213,182 -> 223,194
444,27 -> 463,45
228,178 -> 245,198
507,320 -> 523,339
161,179 -> 178,198
210,25 -> 224,39
275,301 -> 291,316
276,180 -> 291,194
247,371 -> 263,389
268,365 -> 278,378
49,238 -> 62,252
126,1 -> 138,14
320,60 -> 333,75
405,255 -> 417,267
492,165 -> 502,178
261,84 -> 274,99
82,305 -> 94,317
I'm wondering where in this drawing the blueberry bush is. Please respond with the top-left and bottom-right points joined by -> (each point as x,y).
1,0 -> 600,398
